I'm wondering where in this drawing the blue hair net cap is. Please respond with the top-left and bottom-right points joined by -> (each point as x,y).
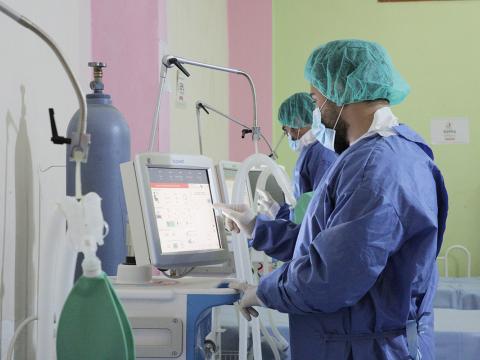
304,39 -> 410,106
278,92 -> 316,128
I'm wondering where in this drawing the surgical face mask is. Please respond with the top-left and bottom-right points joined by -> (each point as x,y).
312,100 -> 344,152
287,133 -> 301,152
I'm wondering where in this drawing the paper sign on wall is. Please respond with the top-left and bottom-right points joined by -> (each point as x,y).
430,118 -> 469,144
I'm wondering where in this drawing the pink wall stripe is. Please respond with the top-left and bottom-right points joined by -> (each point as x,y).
156,0 -> 169,152
227,0 -> 273,161
91,0 -> 169,156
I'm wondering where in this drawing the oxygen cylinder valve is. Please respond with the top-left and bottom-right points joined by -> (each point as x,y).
88,62 -> 107,94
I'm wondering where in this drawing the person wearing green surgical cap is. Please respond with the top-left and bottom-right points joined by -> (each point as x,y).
222,39 -> 448,360
278,92 -> 316,152
276,92 -> 337,204
305,39 -> 410,106
216,93 -> 336,253
305,39 -> 410,153
248,93 -> 337,256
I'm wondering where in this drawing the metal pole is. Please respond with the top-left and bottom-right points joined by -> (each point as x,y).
148,55 -> 259,152
196,101 -> 276,158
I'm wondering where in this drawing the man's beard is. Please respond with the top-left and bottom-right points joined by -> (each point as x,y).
333,120 -> 349,154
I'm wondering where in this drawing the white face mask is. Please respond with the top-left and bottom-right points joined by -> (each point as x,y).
287,133 -> 300,152
311,99 -> 344,152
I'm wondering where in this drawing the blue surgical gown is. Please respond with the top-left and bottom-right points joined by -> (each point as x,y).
253,142 -> 336,258
255,125 -> 448,360
254,141 -> 336,249
293,141 -> 338,201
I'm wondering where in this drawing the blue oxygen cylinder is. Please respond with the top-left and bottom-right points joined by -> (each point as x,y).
66,62 -> 131,276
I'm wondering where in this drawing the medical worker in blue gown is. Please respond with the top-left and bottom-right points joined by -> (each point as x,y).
218,40 -> 448,360
258,92 -> 337,222
219,93 -> 336,242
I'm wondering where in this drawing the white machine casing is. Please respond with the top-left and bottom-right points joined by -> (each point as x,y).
113,276 -> 237,359
121,153 -> 230,268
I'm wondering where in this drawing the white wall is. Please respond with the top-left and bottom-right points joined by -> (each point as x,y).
166,0 -> 230,163
0,0 -> 91,357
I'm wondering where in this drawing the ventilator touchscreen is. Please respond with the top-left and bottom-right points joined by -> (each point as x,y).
148,167 -> 221,253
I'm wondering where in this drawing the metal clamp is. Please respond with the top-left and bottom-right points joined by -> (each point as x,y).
69,132 -> 91,162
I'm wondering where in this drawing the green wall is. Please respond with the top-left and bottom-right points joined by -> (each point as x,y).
273,0 -> 480,276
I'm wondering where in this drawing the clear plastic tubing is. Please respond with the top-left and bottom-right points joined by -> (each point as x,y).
231,153 -> 295,360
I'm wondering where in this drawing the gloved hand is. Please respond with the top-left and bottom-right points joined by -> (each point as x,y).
256,189 -> 281,219
229,281 -> 264,321
213,203 -> 256,238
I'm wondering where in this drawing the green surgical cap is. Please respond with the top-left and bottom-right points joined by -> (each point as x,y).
304,39 -> 410,106
278,92 -> 316,128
